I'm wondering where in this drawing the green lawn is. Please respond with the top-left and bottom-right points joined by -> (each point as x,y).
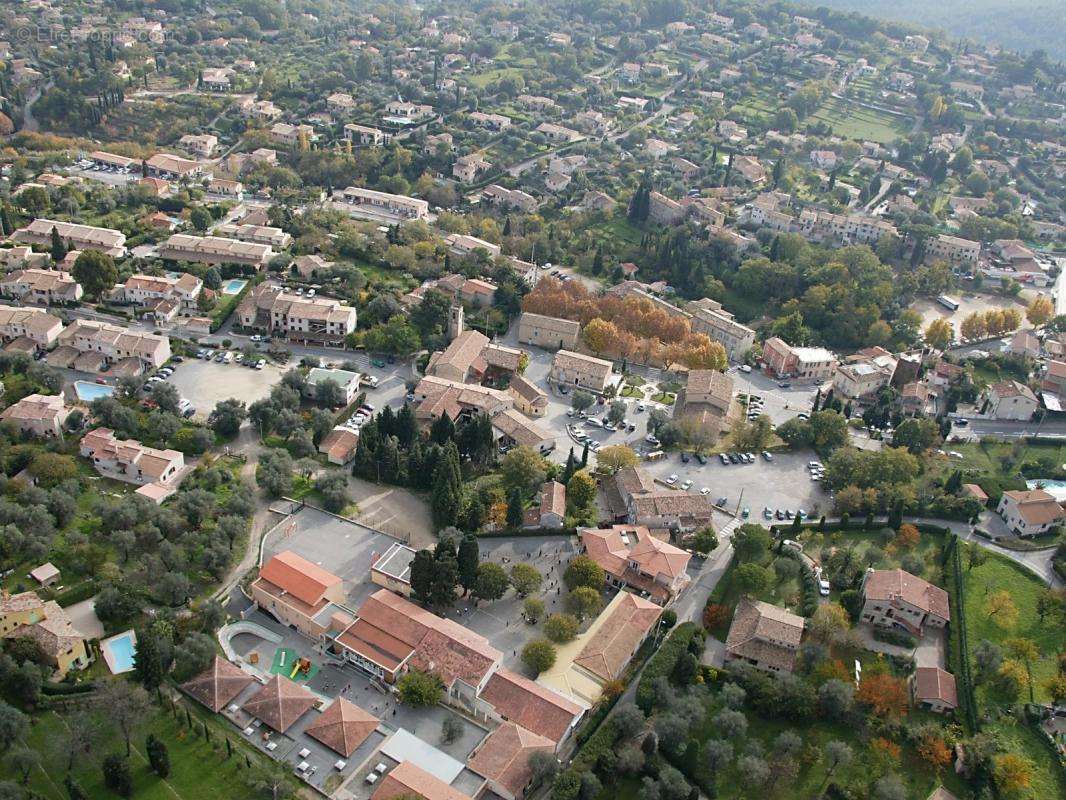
982,717 -> 1066,800
961,549 -> 1063,705
0,706 -> 267,800
589,217 -> 643,248
809,97 -> 910,144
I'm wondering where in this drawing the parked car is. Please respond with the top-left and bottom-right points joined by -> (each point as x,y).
716,496 -> 728,507
680,480 -> 692,490
680,452 -> 690,463
719,454 -> 729,465
762,451 -> 773,461
645,434 -> 660,445
666,474 -> 678,485
763,507 -> 774,520
819,579 -> 831,597
695,454 -> 707,465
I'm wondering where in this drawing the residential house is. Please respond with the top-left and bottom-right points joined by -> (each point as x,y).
507,374 -> 548,417
492,408 -> 555,455
518,313 -> 580,351
453,153 -> 492,183
602,466 -> 714,533
911,667 -> 958,713
482,185 -> 538,214
724,598 -> 805,674
985,380 -> 1038,421
732,156 -> 767,185
250,550 -> 346,638
444,234 -> 501,260
344,124 -> 386,146
305,367 -> 362,406
0,269 -> 82,305
537,481 -> 566,529
214,223 -> 292,249
833,351 -> 897,399
535,123 -> 583,143
859,568 -> 950,635
550,350 -> 614,394
327,92 -> 356,116
318,427 -> 360,466
0,393 -> 70,438
178,133 -> 218,157
580,525 -> 691,604
80,428 -> 185,487
269,123 -> 315,148
762,337 -> 837,382
119,273 -> 203,311
996,489 -> 1066,537
0,592 -> 90,675
468,111 -> 511,131
236,283 -> 357,346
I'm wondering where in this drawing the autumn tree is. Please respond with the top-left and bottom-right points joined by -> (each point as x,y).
582,318 -> 618,356
595,445 -> 639,473
985,590 -> 1019,628
856,673 -> 909,719
959,311 -> 987,341
894,524 -> 920,550
924,318 -> 953,350
915,728 -> 952,772
993,753 -> 1032,795
1026,295 -> 1054,327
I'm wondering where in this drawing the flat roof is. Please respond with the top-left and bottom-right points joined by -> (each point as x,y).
381,728 -> 465,785
373,542 -> 417,583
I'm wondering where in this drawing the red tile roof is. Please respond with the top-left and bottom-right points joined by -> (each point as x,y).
181,656 -> 255,712
259,550 -> 341,607
304,697 -> 379,756
913,667 -> 958,708
242,675 -> 316,732
480,668 -> 583,744
371,761 -> 472,800
862,569 -> 950,621
468,722 -> 554,796
572,593 -> 661,682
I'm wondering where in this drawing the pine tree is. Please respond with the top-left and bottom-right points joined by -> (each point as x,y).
591,246 -> 604,275
50,226 -> 67,263
457,534 -> 480,594
463,493 -> 485,532
396,403 -> 417,448
133,627 -> 162,690
410,550 -> 436,602
431,412 -> 455,445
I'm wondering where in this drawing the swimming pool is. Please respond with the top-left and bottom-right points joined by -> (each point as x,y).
72,380 -> 116,402
101,630 -> 137,674
222,278 -> 248,295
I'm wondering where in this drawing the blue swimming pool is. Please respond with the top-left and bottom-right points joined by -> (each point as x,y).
222,278 -> 248,295
72,381 -> 116,402
102,630 -> 137,674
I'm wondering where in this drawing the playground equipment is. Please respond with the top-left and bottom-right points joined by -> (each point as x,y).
289,657 -> 312,680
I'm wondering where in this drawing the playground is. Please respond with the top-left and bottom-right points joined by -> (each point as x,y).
268,647 -> 318,682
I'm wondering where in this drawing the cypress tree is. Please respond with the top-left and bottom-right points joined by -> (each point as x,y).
581,441 -> 589,467
50,226 -> 67,263
561,448 -> 576,484
457,534 -> 480,594
133,627 -> 162,690
0,204 -> 14,237
431,412 -> 455,445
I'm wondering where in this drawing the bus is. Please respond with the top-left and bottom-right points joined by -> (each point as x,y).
937,295 -> 961,312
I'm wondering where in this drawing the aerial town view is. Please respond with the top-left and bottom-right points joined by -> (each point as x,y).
0,2 -> 1063,800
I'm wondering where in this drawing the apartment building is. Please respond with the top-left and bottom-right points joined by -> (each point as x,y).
344,124 -> 387,146
0,393 -> 71,438
725,598 -> 804,674
335,186 -> 430,221
80,427 -> 185,486
0,269 -> 83,305
860,568 -> 950,635
925,234 -> 980,265
157,233 -> 274,268
579,525 -> 691,604
517,312 -> 581,351
11,218 -> 126,258
762,337 -> 837,382
145,153 -> 204,181
996,489 -> 1066,537
0,305 -> 64,348
687,298 -> 755,360
213,223 -> 293,249
236,283 -> 357,345
57,319 -> 171,371
119,272 -> 203,310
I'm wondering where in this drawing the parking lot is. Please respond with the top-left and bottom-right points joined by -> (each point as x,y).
165,357 -> 284,419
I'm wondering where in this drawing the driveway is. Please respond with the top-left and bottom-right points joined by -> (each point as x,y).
857,625 -> 946,670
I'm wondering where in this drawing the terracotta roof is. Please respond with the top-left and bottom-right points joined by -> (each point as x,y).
552,349 -> 613,381
991,380 -> 1037,402
580,526 -> 690,583
353,589 -> 501,688
304,697 -> 379,756
913,667 -> 958,708
683,370 -> 734,407
242,675 -> 316,732
319,427 -> 360,462
540,481 -> 566,519
259,551 -> 341,607
427,330 -> 490,379
572,592 -> 661,682
181,656 -> 255,712
725,598 -> 804,672
468,722 -> 554,796
1000,489 -> 1066,526
519,312 -> 580,337
862,569 -> 950,621
371,761 -> 472,800
926,789 -> 959,800
5,598 -> 84,658
480,668 -> 583,744
962,484 -> 988,501
508,374 -> 548,407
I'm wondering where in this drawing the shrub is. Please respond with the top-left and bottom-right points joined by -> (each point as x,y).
636,622 -> 699,713
872,627 -> 917,648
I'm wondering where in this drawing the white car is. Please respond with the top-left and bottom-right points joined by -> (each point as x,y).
700,487 -> 710,495
666,474 -> 678,485
818,579 -> 831,597
680,480 -> 693,490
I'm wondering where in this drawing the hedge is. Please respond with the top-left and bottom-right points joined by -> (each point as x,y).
54,580 -> 98,608
635,621 -> 699,713
944,534 -> 978,732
